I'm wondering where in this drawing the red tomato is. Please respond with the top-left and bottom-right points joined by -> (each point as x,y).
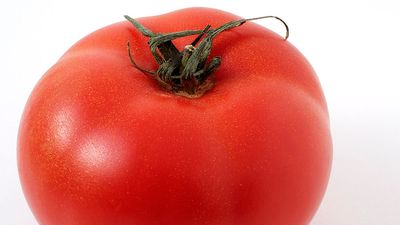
18,7 -> 332,225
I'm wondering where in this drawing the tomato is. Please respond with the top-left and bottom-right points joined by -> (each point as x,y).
18,7 -> 332,225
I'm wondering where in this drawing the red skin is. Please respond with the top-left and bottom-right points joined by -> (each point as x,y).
18,7 -> 332,225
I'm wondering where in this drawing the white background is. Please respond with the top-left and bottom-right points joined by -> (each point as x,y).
1,0 -> 399,224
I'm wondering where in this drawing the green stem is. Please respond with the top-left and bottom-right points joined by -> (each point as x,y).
124,15 -> 289,98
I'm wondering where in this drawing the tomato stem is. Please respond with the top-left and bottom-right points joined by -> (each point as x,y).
125,15 -> 289,98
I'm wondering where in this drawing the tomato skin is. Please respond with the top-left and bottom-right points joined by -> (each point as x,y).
18,7 -> 332,225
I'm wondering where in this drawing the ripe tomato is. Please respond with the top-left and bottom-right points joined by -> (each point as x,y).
18,7 -> 332,225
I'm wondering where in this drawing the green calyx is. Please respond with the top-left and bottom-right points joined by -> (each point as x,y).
124,15 -> 289,98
